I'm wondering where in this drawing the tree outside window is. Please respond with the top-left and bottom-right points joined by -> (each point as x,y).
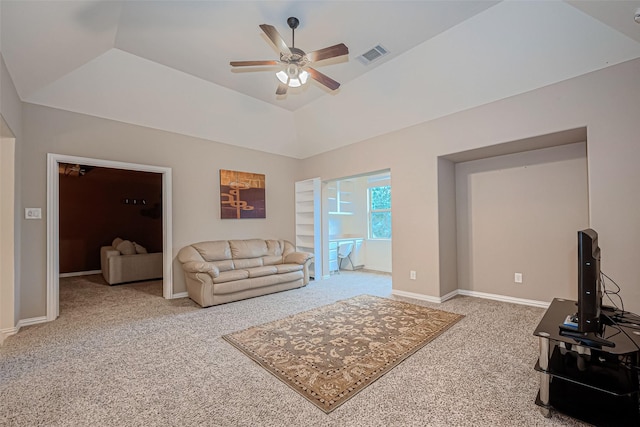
369,185 -> 391,239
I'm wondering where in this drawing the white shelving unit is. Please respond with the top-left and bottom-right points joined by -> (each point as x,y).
327,179 -> 353,215
295,178 -> 322,280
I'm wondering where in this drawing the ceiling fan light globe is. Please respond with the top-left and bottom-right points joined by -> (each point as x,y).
299,70 -> 309,84
288,78 -> 302,88
276,70 -> 288,84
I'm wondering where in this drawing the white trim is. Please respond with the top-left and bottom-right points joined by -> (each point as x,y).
456,289 -> 550,308
439,289 -> 459,302
17,316 -> 48,328
0,326 -> 19,344
171,292 -> 189,299
391,289 -> 448,304
59,270 -> 101,278
47,155 -> 59,321
392,288 -> 550,308
47,154 -> 174,323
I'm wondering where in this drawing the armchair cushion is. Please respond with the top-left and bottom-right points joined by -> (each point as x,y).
116,239 -> 136,255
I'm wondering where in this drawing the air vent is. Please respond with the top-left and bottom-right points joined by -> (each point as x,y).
357,44 -> 389,65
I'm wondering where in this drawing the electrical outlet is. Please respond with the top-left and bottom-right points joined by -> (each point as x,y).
514,273 -> 523,283
410,271 -> 416,280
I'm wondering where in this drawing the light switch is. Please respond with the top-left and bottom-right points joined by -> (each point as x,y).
25,208 -> 42,219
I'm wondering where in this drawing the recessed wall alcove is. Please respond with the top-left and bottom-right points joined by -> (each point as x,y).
437,127 -> 589,305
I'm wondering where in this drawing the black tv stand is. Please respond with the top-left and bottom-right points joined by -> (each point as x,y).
559,327 -> 615,348
534,298 -> 640,426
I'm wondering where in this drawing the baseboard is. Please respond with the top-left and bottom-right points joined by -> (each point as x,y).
391,289 -> 448,304
1,316 -> 49,345
456,289 -> 550,308
59,270 -> 101,278
391,288 -> 550,308
18,316 -> 49,328
0,326 -> 20,344
171,292 -> 188,299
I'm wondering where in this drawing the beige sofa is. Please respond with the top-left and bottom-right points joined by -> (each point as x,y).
100,238 -> 163,285
177,239 -> 313,307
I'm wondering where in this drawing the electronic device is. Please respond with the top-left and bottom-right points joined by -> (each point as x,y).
559,228 -> 614,348
577,228 -> 602,333
563,314 -> 578,329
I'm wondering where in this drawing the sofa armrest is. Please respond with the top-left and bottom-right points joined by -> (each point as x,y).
100,246 -> 120,284
284,251 -> 314,265
103,247 -> 121,258
181,261 -> 220,278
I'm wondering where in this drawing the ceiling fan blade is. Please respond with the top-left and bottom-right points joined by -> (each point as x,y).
306,43 -> 349,62
259,24 -> 291,54
276,83 -> 288,95
307,67 -> 340,91
230,60 -> 279,67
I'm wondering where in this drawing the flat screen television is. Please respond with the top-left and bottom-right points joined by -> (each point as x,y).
577,228 -> 602,333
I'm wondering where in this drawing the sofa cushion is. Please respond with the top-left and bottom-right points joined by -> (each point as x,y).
134,242 -> 148,254
262,255 -> 283,266
213,271 -> 303,295
112,237 -> 124,248
275,264 -> 304,274
193,241 -> 232,262
266,239 -> 285,256
116,240 -> 136,255
233,258 -> 263,269
246,266 -> 278,278
229,239 -> 269,259
213,269 -> 249,284
212,259 -> 235,272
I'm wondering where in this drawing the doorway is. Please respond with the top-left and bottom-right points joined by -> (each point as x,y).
46,154 -> 173,321
322,170 -> 392,277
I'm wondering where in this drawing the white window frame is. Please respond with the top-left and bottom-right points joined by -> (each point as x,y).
368,183 -> 391,240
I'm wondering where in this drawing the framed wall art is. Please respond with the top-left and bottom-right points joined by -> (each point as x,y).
220,169 -> 266,219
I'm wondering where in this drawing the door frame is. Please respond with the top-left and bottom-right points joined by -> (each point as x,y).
0,117 -> 16,342
46,153 -> 173,321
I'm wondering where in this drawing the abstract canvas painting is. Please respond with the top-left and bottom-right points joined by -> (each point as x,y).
220,169 -> 266,219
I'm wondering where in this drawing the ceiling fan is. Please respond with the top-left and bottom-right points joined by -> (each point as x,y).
230,17 -> 349,95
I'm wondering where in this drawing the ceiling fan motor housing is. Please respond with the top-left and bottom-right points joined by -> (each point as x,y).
230,16 -> 347,93
287,17 -> 299,30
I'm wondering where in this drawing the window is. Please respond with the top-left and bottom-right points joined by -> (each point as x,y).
369,185 -> 391,239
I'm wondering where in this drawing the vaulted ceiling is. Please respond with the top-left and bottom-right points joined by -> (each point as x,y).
2,1 -> 640,159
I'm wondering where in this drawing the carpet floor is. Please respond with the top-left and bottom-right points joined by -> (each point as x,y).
0,271 -> 588,426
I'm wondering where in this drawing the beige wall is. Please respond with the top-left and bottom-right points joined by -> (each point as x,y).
300,58 -> 640,313
20,104 -> 299,319
0,52 -> 22,335
10,57 -> 640,321
455,142 -> 589,302
1,54 -> 22,138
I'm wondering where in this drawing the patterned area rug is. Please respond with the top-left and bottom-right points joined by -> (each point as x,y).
223,294 -> 464,413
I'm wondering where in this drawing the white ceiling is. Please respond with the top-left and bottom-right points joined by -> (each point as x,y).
2,1 -> 640,159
